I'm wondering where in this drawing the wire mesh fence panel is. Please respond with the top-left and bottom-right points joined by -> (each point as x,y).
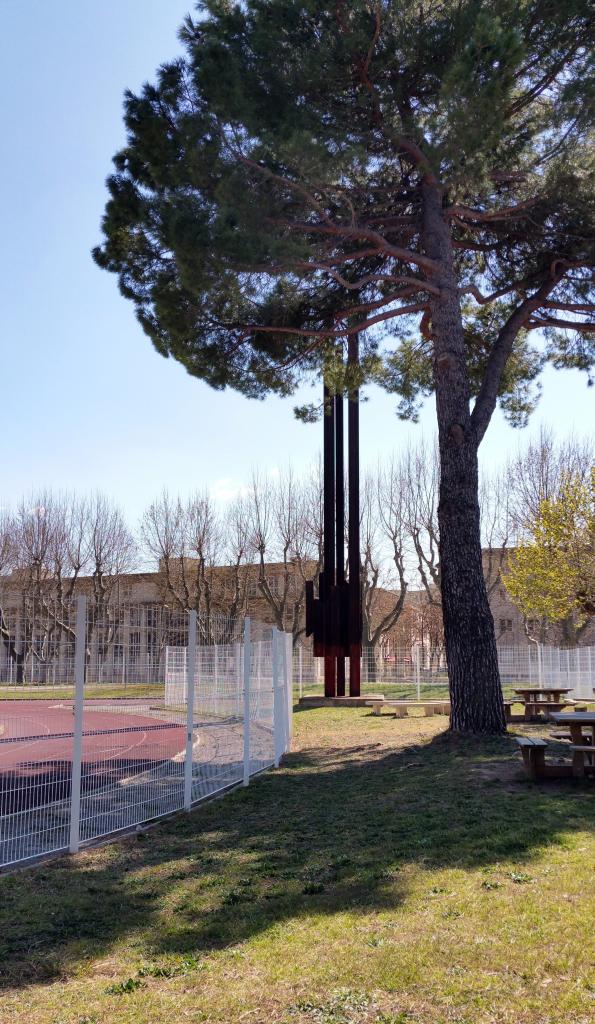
0,597 -> 78,865
538,645 -> 595,698
0,605 -> 293,870
0,596 -> 78,690
248,639 -> 275,776
77,700 -> 188,846
1,595 -> 243,698
0,706 -> 74,866
191,642 -> 245,803
292,642 -> 595,700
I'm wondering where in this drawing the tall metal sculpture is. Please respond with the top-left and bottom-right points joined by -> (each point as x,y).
305,333 -> 362,697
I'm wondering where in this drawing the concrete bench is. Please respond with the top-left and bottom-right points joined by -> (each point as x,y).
368,700 -> 450,718
516,736 -> 548,780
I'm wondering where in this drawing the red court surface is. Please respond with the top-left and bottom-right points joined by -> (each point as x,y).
0,700 -> 186,813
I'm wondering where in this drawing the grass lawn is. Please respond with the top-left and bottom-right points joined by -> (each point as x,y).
0,708 -> 593,1024
292,682 -> 562,704
0,684 -> 165,701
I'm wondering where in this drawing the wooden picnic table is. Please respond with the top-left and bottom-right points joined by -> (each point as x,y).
513,687 -> 574,721
549,711 -> 595,778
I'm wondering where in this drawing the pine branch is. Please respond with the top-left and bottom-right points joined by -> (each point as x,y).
470,272 -> 567,443
447,198 -> 540,223
527,316 -> 595,332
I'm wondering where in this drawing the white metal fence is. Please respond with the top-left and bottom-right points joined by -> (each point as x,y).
292,642 -> 595,700
0,600 -> 292,871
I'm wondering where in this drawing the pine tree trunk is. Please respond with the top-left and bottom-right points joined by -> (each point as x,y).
421,184 -> 506,735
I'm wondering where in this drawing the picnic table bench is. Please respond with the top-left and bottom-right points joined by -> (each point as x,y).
549,712 -> 595,778
368,699 -> 450,718
513,687 -> 576,721
515,737 -> 548,780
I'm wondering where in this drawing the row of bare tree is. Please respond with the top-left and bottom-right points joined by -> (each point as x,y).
1,429 -> 592,665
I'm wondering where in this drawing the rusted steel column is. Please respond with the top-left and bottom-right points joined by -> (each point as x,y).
323,380 -> 336,698
348,332 -> 361,697
335,385 -> 346,697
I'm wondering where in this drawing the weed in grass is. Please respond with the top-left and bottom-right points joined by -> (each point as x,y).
302,881 -> 325,895
52,1019 -> 98,1024
480,879 -> 502,890
222,888 -> 254,905
137,954 -> 203,978
330,856 -> 351,870
105,977 -> 144,995
290,989 -> 372,1023
264,886 -> 287,900
375,1015 -> 411,1024
509,871 -> 533,883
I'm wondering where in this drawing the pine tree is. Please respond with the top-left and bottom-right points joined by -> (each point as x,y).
94,1 -> 595,733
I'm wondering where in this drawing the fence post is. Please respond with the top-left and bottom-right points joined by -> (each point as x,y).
272,628 -> 282,767
69,595 -> 86,855
234,641 -> 242,715
243,618 -> 251,786
184,610 -> 197,810
298,644 -> 303,701
282,632 -> 292,749
537,643 -> 543,686
414,647 -> 421,700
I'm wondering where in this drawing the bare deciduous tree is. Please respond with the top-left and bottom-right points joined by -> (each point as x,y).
220,495 -> 254,622
142,491 -> 221,622
404,440 -> 441,606
248,467 -> 323,644
1,492 -> 136,681
360,461 -> 409,679
506,426 -> 594,535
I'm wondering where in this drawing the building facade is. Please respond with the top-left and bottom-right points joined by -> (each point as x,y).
1,551 -> 592,685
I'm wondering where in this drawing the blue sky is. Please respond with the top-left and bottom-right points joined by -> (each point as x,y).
0,1 -> 592,524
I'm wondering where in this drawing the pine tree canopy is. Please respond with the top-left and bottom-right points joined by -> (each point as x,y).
94,0 -> 594,429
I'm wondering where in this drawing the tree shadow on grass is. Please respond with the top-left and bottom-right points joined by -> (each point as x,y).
0,727 -> 593,990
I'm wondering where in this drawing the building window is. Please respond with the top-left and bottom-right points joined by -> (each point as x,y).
499,618 -> 513,633
129,631 -> 141,662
